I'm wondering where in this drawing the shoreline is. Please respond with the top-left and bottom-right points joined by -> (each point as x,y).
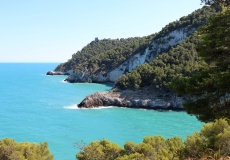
77,104 -> 185,111
78,87 -> 184,110
46,73 -> 184,111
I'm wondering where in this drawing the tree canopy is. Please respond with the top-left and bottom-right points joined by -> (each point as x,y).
115,33 -> 206,90
201,0 -> 230,7
169,8 -> 230,122
201,0 -> 230,13
115,7 -> 215,90
56,36 -> 155,74
0,138 -> 53,160
54,6 -> 214,79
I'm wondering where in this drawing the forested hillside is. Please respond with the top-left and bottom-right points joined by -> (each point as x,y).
55,36 -> 155,73
115,33 -> 206,89
115,7 -> 217,90
54,6 -> 214,78
169,5 -> 230,122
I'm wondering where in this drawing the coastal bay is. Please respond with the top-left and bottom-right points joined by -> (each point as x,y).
0,63 -> 202,159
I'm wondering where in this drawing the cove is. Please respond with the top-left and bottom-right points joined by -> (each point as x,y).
0,63 -> 203,160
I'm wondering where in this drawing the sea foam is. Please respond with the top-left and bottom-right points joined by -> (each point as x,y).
64,105 -> 115,110
64,105 -> 79,109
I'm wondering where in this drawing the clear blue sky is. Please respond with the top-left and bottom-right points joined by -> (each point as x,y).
0,0 -> 203,62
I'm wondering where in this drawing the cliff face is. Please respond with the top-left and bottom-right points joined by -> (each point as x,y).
107,28 -> 195,82
78,87 -> 184,110
63,28 -> 195,83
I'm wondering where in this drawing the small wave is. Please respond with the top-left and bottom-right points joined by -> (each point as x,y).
61,79 -> 67,83
64,105 -> 115,110
91,106 -> 115,109
64,105 -> 79,110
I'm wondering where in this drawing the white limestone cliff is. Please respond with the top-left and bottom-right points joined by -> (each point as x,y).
107,28 -> 195,82
61,28 -> 195,83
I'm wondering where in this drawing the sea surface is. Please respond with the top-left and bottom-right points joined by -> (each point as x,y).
0,63 -> 203,160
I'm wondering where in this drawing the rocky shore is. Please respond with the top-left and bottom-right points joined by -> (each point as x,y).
78,87 -> 184,110
46,69 -> 75,76
46,70 -> 70,76
47,69 -> 185,110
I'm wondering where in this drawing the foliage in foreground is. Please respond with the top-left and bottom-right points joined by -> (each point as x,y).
0,138 -> 53,160
76,119 -> 230,160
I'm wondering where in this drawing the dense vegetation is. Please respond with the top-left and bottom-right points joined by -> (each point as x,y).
168,6 -> 230,122
154,6 -> 213,39
115,7 -> 215,90
76,119 -> 230,160
115,33 -> 206,90
115,2 -> 230,124
55,6 -> 214,77
0,138 -> 53,160
201,0 -> 230,7
56,36 -> 155,74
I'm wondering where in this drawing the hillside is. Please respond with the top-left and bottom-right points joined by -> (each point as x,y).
77,6 -> 222,109
115,32 -> 206,90
78,33 -> 204,109
48,6 -> 215,83
55,36 -> 155,73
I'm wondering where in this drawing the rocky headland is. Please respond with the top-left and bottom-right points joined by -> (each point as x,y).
78,87 -> 184,110
48,28 -> 194,83
46,7 -> 214,110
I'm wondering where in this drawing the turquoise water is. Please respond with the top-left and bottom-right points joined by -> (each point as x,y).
0,63 -> 203,160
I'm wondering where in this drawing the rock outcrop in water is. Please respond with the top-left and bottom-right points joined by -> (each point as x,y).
78,87 -> 184,110
46,70 -> 73,76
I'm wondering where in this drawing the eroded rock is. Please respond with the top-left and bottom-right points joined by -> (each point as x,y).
78,87 -> 184,110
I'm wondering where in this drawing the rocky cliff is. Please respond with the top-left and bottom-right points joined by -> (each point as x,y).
57,28 -> 195,83
106,29 -> 195,82
78,87 -> 184,110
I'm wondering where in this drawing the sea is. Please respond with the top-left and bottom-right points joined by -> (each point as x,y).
0,63 -> 203,160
